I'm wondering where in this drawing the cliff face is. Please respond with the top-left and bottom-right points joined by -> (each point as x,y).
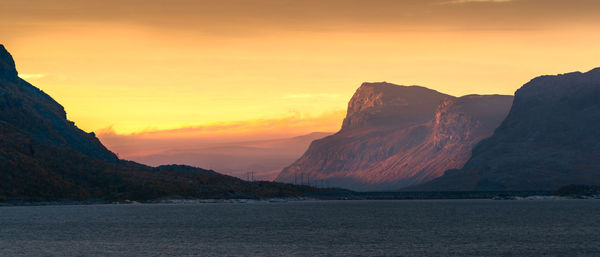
276,82 -> 513,191
416,68 -> 600,191
342,83 -> 450,130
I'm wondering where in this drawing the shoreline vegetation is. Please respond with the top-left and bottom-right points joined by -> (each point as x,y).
2,185 -> 599,207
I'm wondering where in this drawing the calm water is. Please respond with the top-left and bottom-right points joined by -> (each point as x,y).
1,200 -> 600,256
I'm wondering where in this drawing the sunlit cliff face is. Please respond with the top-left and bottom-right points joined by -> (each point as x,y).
2,0 -> 600,139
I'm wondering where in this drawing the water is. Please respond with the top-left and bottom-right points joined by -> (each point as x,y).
1,200 -> 600,256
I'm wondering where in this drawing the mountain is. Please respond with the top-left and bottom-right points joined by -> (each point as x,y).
275,82 -> 513,191
101,131 -> 332,181
0,45 -> 117,162
414,68 -> 600,191
0,44 -> 325,201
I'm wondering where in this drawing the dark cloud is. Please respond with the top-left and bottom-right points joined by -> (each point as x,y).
1,0 -> 599,35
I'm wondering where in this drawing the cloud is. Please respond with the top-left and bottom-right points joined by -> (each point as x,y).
98,110 -> 346,141
283,93 -> 341,99
18,73 -> 46,79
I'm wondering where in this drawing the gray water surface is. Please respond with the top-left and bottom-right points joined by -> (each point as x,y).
1,200 -> 599,256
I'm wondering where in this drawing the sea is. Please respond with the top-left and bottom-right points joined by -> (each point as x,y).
1,199 -> 599,256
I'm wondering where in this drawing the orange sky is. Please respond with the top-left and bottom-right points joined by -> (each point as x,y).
2,0 -> 600,138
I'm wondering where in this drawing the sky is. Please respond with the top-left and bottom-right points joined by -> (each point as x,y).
2,0 -> 600,164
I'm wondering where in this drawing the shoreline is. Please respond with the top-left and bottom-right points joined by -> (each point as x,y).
3,190 -> 599,207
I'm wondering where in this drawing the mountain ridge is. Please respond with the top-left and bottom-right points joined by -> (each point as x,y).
342,82 -> 450,131
276,82 -> 513,190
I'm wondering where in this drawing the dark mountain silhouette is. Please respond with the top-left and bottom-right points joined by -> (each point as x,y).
276,82 -> 513,191
415,68 -> 600,191
0,44 -> 325,201
0,45 -> 117,162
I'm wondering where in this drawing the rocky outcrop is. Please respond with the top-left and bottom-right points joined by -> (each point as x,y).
0,45 -> 18,78
276,82 -> 513,191
342,82 -> 450,130
415,68 -> 600,191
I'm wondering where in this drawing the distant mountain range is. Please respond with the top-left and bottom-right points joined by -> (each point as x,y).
413,68 -> 600,191
0,44 -> 325,201
103,131 -> 331,181
276,83 -> 513,190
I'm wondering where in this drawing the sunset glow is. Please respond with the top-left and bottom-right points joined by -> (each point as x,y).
3,0 -> 600,144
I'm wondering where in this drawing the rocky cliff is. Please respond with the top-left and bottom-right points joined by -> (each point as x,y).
341,83 -> 450,130
415,68 -> 600,191
276,82 -> 513,191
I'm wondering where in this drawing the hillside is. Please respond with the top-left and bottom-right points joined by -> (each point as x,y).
415,68 -> 600,191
